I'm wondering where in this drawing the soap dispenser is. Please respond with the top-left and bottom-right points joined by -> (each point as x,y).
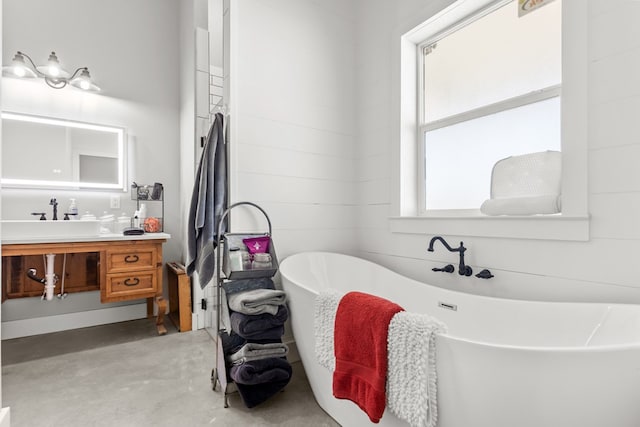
68,198 -> 78,219
139,203 -> 147,226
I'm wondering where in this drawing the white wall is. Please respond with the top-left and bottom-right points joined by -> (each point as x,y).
229,0 -> 358,261
1,0 -> 180,329
3,0 -> 637,342
354,0 -> 640,304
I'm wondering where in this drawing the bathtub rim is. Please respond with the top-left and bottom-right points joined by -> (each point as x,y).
280,251 -> 640,352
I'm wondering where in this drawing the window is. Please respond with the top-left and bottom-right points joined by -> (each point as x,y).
417,0 -> 562,212
390,0 -> 588,240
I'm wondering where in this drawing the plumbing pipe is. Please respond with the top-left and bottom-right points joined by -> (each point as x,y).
44,253 -> 56,301
57,253 -> 68,299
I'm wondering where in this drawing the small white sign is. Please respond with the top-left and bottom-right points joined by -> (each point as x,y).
518,0 -> 557,17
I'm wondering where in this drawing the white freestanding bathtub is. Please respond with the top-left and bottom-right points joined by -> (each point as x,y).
280,252 -> 640,427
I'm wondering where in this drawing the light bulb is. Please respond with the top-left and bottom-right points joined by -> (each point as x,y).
80,79 -> 90,90
45,52 -> 62,77
48,65 -> 60,77
13,66 -> 25,77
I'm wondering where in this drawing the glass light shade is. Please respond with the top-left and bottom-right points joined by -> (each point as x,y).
69,68 -> 100,91
35,52 -> 69,79
2,53 -> 37,78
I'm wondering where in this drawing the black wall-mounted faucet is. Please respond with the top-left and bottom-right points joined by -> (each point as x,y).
427,236 -> 473,276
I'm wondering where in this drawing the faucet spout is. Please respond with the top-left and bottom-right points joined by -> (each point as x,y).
427,235 -> 473,276
49,198 -> 58,221
428,236 -> 456,252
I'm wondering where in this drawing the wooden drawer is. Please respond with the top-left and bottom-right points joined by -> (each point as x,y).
107,246 -> 156,272
103,271 -> 157,302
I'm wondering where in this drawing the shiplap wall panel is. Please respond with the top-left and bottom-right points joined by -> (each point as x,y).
231,0 -> 357,261
357,179 -> 391,205
589,193 -> 640,240
359,153 -> 392,181
589,97 -> 640,150
589,3 -> 640,60
351,0 -> 640,304
236,144 -> 354,182
237,173 -> 356,206
589,145 -> 640,194
589,48 -> 640,104
230,203 -> 357,232
359,251 -> 640,304
359,225 -> 640,290
238,114 -> 353,157
358,126 -> 392,156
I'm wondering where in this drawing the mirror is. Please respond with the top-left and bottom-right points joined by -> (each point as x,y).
1,112 -> 126,190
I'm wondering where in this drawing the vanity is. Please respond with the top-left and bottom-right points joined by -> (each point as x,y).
0,112 -> 172,336
1,232 -> 171,335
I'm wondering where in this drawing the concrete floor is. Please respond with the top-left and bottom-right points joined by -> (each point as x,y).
1,319 -> 339,427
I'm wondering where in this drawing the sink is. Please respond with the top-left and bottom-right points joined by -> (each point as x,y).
1,220 -> 101,241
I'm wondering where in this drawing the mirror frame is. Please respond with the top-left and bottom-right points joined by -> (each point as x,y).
1,112 -> 127,191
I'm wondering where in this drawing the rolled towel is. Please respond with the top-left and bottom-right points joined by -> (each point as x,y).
227,288 -> 287,316
230,305 -> 288,339
230,357 -> 292,385
222,277 -> 275,295
387,312 -> 447,427
227,342 -> 289,365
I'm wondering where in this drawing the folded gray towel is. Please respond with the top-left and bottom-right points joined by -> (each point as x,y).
227,288 -> 287,315
230,357 -> 292,385
222,277 -> 275,296
231,305 -> 288,339
227,342 -> 289,365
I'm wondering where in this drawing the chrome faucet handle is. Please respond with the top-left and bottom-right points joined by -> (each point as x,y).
31,212 -> 47,220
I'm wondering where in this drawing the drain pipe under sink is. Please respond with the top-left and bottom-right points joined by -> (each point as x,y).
43,253 -> 57,301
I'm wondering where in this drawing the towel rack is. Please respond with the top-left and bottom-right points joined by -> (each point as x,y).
211,201 -> 285,408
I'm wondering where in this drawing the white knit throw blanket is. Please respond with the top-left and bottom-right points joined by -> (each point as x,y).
313,289 -> 342,371
387,312 -> 447,427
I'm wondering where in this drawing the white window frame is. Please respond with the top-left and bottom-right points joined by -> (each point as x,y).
389,0 -> 589,241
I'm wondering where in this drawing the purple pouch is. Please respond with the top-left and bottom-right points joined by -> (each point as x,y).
243,236 -> 270,254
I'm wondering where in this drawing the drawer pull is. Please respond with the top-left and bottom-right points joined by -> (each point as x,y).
124,278 -> 140,287
124,255 -> 139,263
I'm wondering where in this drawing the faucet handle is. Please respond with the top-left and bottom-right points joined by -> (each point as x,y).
432,264 -> 454,273
475,269 -> 494,279
31,212 -> 47,220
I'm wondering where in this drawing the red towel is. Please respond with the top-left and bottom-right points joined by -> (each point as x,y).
332,291 -> 404,423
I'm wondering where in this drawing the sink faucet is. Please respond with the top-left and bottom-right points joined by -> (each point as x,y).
49,198 -> 58,221
427,236 -> 473,276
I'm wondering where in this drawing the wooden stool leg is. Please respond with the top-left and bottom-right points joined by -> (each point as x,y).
156,295 -> 167,335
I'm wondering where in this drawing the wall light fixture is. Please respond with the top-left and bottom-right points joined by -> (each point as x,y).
2,51 -> 100,91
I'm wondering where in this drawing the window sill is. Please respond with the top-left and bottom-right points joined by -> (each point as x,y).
389,213 -> 589,241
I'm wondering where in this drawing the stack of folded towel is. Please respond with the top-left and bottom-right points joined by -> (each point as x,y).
222,277 -> 292,408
